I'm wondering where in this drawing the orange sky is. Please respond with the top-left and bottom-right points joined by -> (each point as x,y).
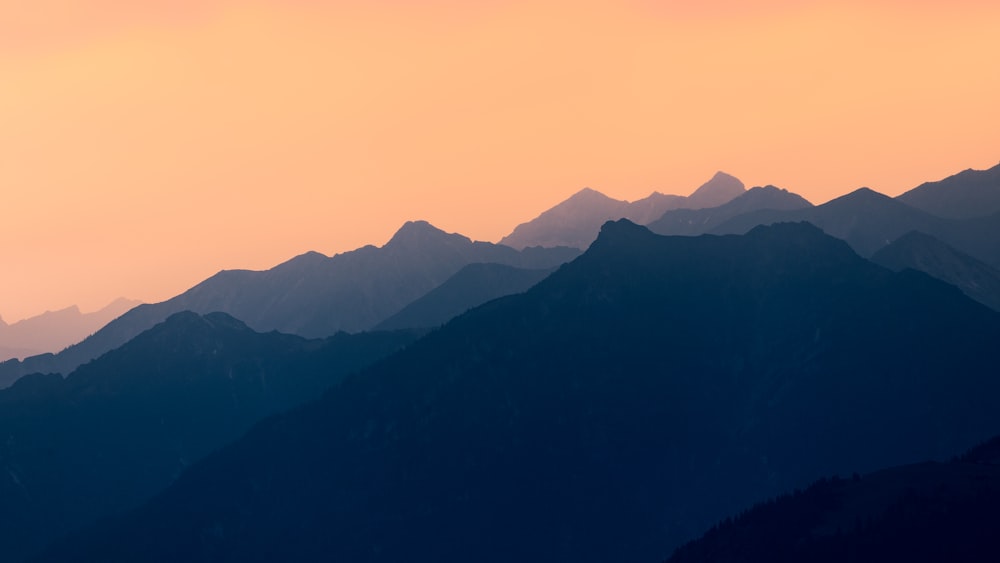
2,0 -> 999,322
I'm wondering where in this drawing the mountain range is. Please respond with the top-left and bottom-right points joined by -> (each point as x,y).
0,222 -> 578,388
0,312 -> 420,562
0,298 -> 139,362
38,221 -> 1000,563
646,185 -> 813,236
499,171 -> 745,249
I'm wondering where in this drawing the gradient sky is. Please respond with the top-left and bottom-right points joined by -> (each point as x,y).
2,0 -> 999,322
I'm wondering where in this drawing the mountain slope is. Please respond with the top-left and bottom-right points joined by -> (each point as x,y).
0,312 -> 420,562
667,437 -> 1000,563
0,221 -> 577,388
44,221 -> 1000,563
897,161 -> 1000,219
374,263 -> 555,330
499,171 -> 746,249
647,185 -> 813,236
872,231 -> 1000,311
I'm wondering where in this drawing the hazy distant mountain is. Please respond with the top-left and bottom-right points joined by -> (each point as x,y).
499,171 -> 746,249
0,311 -> 419,563
667,437 -> 1000,563
872,231 -> 1000,311
0,298 -> 139,361
647,185 -> 813,236
374,263 -> 556,330
0,222 -> 578,388
897,161 -> 1000,219
48,221 -> 1000,563
683,170 -> 747,209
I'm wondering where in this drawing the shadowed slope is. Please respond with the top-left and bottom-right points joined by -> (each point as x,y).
667,437 -> 1000,563
0,313 -> 420,562
872,231 -> 1000,311
375,263 -> 556,330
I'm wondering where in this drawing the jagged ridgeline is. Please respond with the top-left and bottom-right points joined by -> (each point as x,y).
40,221 -> 1000,563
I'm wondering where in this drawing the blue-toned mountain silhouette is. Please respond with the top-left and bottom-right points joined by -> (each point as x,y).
872,231 -> 1000,311
40,221 -> 1000,563
0,312 -> 420,562
896,161 -> 1000,219
500,171 -> 745,249
0,221 -> 577,388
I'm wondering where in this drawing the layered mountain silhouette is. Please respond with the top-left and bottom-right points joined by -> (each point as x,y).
0,298 -> 139,362
706,187 -> 1000,269
499,171 -> 745,249
0,311 -> 419,563
374,263 -> 556,330
711,188 -> 949,257
897,161 -> 1000,219
667,436 -> 1000,563
872,231 -> 1000,311
0,221 -> 578,388
647,185 -> 813,236
43,221 -> 1000,563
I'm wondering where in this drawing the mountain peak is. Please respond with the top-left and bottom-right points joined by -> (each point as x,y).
590,219 -> 657,251
834,187 -> 895,205
386,220 -> 468,248
567,187 -> 617,202
686,171 -> 746,208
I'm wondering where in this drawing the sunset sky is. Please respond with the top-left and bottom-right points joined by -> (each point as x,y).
2,0 -> 999,322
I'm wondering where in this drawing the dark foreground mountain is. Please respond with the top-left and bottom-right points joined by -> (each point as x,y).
647,185 -> 812,236
0,221 -> 577,388
667,437 -> 1000,563
872,231 -> 1000,311
375,263 -> 556,330
499,171 -> 745,249
0,312 -> 419,562
896,161 -> 1000,219
40,222 -> 1000,563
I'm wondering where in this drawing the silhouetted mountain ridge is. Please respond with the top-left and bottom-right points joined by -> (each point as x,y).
897,162 -> 1000,219
0,311 -> 421,562
42,221 -> 1000,563
499,171 -> 746,249
647,185 -> 813,236
0,222 -> 578,388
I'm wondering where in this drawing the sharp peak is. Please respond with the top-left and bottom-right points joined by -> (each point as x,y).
690,170 -> 746,195
566,187 -> 618,201
835,187 -> 893,202
710,170 -> 740,181
386,220 -> 468,246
